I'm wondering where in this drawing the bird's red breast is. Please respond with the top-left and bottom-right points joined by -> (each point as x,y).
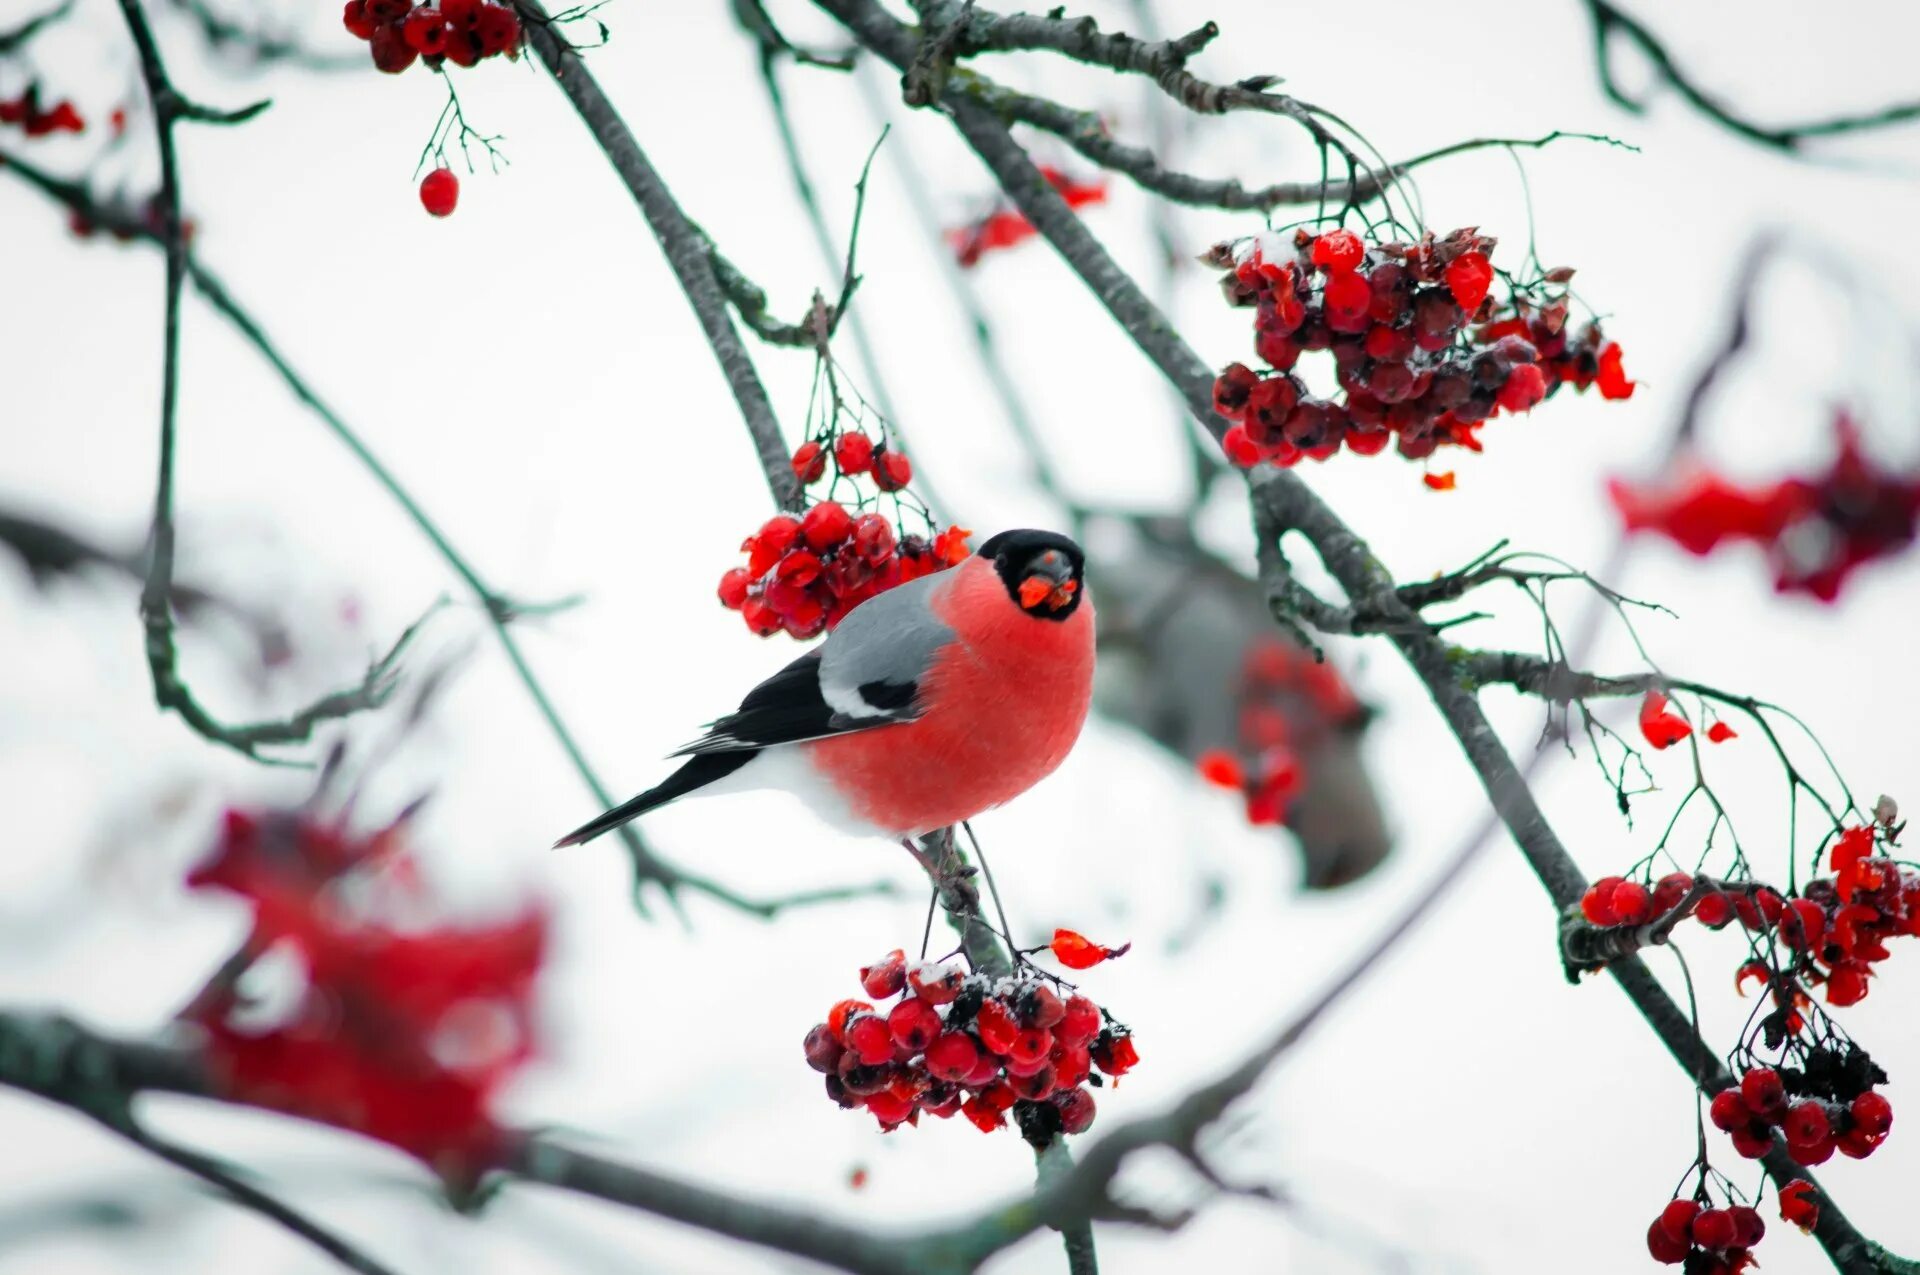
801,555 -> 1095,837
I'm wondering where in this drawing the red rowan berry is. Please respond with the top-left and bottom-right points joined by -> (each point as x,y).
834,431 -> 874,475
1692,1208 -> 1736,1250
1709,1089 -> 1752,1132
791,441 -> 827,483
887,998 -> 942,1053
1647,1219 -> 1689,1264
872,448 -> 912,492
1785,1100 -> 1831,1148
1611,880 -> 1653,925
419,168 -> 458,217
717,568 -> 750,610
974,1000 -> 1019,1055
1730,1125 -> 1774,1159
1852,1091 -> 1893,1137
826,999 -> 872,1044
1658,1198 -> 1701,1245
1740,1069 -> 1788,1123
925,1031 -> 979,1082
1583,876 -> 1625,926
804,1023 -> 843,1073
1310,229 -> 1364,274
1053,1086 -> 1097,1135
846,1014 -> 895,1067
1779,1180 -> 1818,1233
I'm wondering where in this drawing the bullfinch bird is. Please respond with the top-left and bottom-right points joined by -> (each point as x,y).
553,529 -> 1094,849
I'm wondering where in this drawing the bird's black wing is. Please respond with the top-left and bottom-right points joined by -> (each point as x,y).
672,648 -> 921,755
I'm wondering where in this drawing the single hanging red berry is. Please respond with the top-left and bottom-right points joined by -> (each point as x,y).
834,431 -> 875,475
420,168 -> 459,218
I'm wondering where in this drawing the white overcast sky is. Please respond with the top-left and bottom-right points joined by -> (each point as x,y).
3,1 -> 1920,1273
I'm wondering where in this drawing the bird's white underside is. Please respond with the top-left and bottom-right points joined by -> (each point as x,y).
686,745 -> 908,840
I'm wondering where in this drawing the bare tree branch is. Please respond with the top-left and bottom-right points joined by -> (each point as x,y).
1583,0 -> 1920,152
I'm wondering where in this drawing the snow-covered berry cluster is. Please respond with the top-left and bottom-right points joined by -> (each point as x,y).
803,948 -> 1135,1146
1195,635 -> 1364,826
719,431 -> 967,639
1610,411 -> 1920,602
1209,226 -> 1632,482
1710,1059 -> 1893,1166
341,0 -> 521,74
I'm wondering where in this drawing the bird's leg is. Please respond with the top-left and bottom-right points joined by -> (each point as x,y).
960,821 -> 1019,957
918,885 -> 939,961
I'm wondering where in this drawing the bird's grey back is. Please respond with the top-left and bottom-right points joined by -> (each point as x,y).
818,567 -> 957,712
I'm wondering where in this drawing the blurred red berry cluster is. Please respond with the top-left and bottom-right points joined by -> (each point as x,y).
0,85 -> 83,136
186,809 -> 547,1181
1609,412 -> 1920,602
1209,226 -> 1632,476
1195,636 -> 1364,826
719,430 -> 968,639
341,0 -> 520,74
804,948 -> 1135,1147
946,165 -> 1107,267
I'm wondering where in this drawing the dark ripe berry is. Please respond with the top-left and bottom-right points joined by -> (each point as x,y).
717,568 -> 750,610
419,167 -> 458,217
1412,287 -> 1462,337
1057,995 -> 1100,1046
866,1088 -> 914,1126
1709,1089 -> 1753,1132
1729,1206 -> 1765,1249
1740,1068 -> 1788,1122
919,1082 -> 963,1119
925,1030 -> 980,1082
1396,431 -> 1438,461
824,1073 -> 862,1109
826,998 -> 873,1044
1091,1030 -> 1139,1077
1652,872 -> 1693,913
846,1013 -> 896,1067
403,6 -> 450,54
1691,1208 -> 1736,1251
1008,1063 -> 1057,1102
1779,898 -> 1826,952
1213,362 -> 1259,416
1366,361 -> 1414,404
1658,1199 -> 1702,1245
804,1023 -> 844,1073
1013,1097 -> 1064,1148
1052,1086 -> 1097,1134
791,441 -> 827,483
1852,1090 -> 1893,1136
370,21 -> 418,73
1017,983 -> 1065,1030
802,500 -> 855,552
834,431 -> 875,475
1646,1219 -> 1689,1265
888,998 -> 942,1053
1453,391 -> 1497,424
1582,876 -> 1625,926
1247,371 -> 1302,427
1309,228 -> 1364,274
1785,1100 -> 1831,1147
1695,890 -> 1734,928
872,447 -> 912,492
473,2 -> 520,55
836,1051 -> 891,1096
1730,1124 -> 1774,1158
907,961 -> 963,1005
366,0 -> 409,20
342,0 -> 377,38
1497,363 -> 1549,413
974,999 -> 1019,1055
1283,400 -> 1334,449
1790,1132 -> 1837,1166
1297,319 -> 1333,352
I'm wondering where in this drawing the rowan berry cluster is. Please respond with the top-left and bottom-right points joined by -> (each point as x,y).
1644,1194 -> 1767,1272
1209,226 -> 1631,478
1709,1058 -> 1893,1166
803,949 -> 1135,1146
341,0 -> 521,74
1195,635 -> 1364,826
0,85 -> 83,136
719,431 -> 967,639
1611,412 -> 1920,602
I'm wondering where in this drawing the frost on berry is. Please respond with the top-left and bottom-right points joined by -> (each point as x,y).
1208,224 -> 1630,484
805,953 -> 1131,1145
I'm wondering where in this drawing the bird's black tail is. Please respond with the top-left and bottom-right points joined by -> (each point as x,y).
552,750 -> 758,848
